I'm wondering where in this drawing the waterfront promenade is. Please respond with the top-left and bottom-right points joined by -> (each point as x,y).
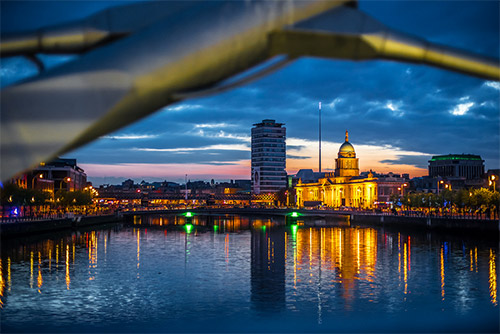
1,207 -> 497,238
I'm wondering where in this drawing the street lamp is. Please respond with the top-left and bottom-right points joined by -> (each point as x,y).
490,175 -> 497,191
31,173 -> 43,189
401,183 -> 408,196
437,180 -> 444,194
60,177 -> 71,191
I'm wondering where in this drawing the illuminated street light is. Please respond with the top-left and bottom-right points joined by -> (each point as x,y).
60,177 -> 71,191
401,183 -> 408,196
31,173 -> 43,189
437,180 -> 445,195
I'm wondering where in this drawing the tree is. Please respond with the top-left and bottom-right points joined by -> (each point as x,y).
55,190 -> 92,207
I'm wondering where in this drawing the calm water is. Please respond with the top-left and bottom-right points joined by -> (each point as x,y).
0,215 -> 498,333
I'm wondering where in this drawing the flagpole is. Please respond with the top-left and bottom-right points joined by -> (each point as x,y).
319,102 -> 322,173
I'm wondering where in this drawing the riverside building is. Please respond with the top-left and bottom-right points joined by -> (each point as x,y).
295,131 -> 377,208
32,158 -> 87,192
428,154 -> 485,189
251,119 -> 286,194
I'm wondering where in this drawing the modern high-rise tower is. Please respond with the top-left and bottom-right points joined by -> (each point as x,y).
251,119 -> 286,194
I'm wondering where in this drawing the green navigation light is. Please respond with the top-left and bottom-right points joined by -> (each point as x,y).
185,224 -> 193,233
185,212 -> 193,217
291,212 -> 299,218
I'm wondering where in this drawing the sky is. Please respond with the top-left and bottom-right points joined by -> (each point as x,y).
1,0 -> 499,186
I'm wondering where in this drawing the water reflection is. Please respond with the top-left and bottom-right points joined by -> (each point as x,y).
251,226 -> 286,313
0,215 -> 498,332
0,259 -> 4,307
490,249 -> 497,306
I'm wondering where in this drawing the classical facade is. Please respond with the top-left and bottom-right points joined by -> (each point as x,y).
295,131 -> 377,209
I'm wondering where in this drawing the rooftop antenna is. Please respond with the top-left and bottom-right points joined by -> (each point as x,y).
319,102 -> 322,173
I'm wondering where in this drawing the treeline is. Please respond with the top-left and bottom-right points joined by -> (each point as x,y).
0,184 -> 92,207
391,188 -> 500,217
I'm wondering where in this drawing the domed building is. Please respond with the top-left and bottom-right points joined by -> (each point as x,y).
335,131 -> 359,177
296,131 -> 377,209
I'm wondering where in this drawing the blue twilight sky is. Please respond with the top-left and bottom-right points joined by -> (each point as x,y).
1,0 -> 499,185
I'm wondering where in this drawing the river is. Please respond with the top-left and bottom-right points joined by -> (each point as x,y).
0,214 -> 498,332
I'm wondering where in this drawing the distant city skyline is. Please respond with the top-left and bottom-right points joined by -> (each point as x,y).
1,1 -> 498,186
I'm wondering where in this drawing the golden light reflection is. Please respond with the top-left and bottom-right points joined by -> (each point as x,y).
470,249 -> 474,272
489,249 -> 497,306
309,229 -> 313,273
408,236 -> 411,272
56,245 -> 59,269
66,244 -> 70,290
7,257 -> 11,292
321,228 -> 325,270
475,247 -> 478,273
398,233 -> 401,279
403,243 -> 407,295
338,229 -> 342,271
356,229 -> 360,275
225,233 -> 230,264
440,246 -> 445,301
291,227 -> 378,306
30,251 -> 34,289
137,229 -> 140,273
285,233 -> 287,260
37,251 -> 43,293
363,229 -> 377,281
88,231 -> 98,281
267,236 -> 271,268
49,249 -> 52,271
330,229 -> 334,271
0,258 -> 4,307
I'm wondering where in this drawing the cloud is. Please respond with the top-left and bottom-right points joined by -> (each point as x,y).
101,134 -> 159,140
450,102 -> 474,116
163,104 -> 203,112
380,155 -> 432,169
195,129 -> 250,142
194,123 -> 233,129
385,100 -> 404,117
483,81 -> 500,91
132,144 -> 249,152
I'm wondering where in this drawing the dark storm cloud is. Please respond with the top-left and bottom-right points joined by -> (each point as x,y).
380,155 -> 432,170
1,0 -> 498,176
